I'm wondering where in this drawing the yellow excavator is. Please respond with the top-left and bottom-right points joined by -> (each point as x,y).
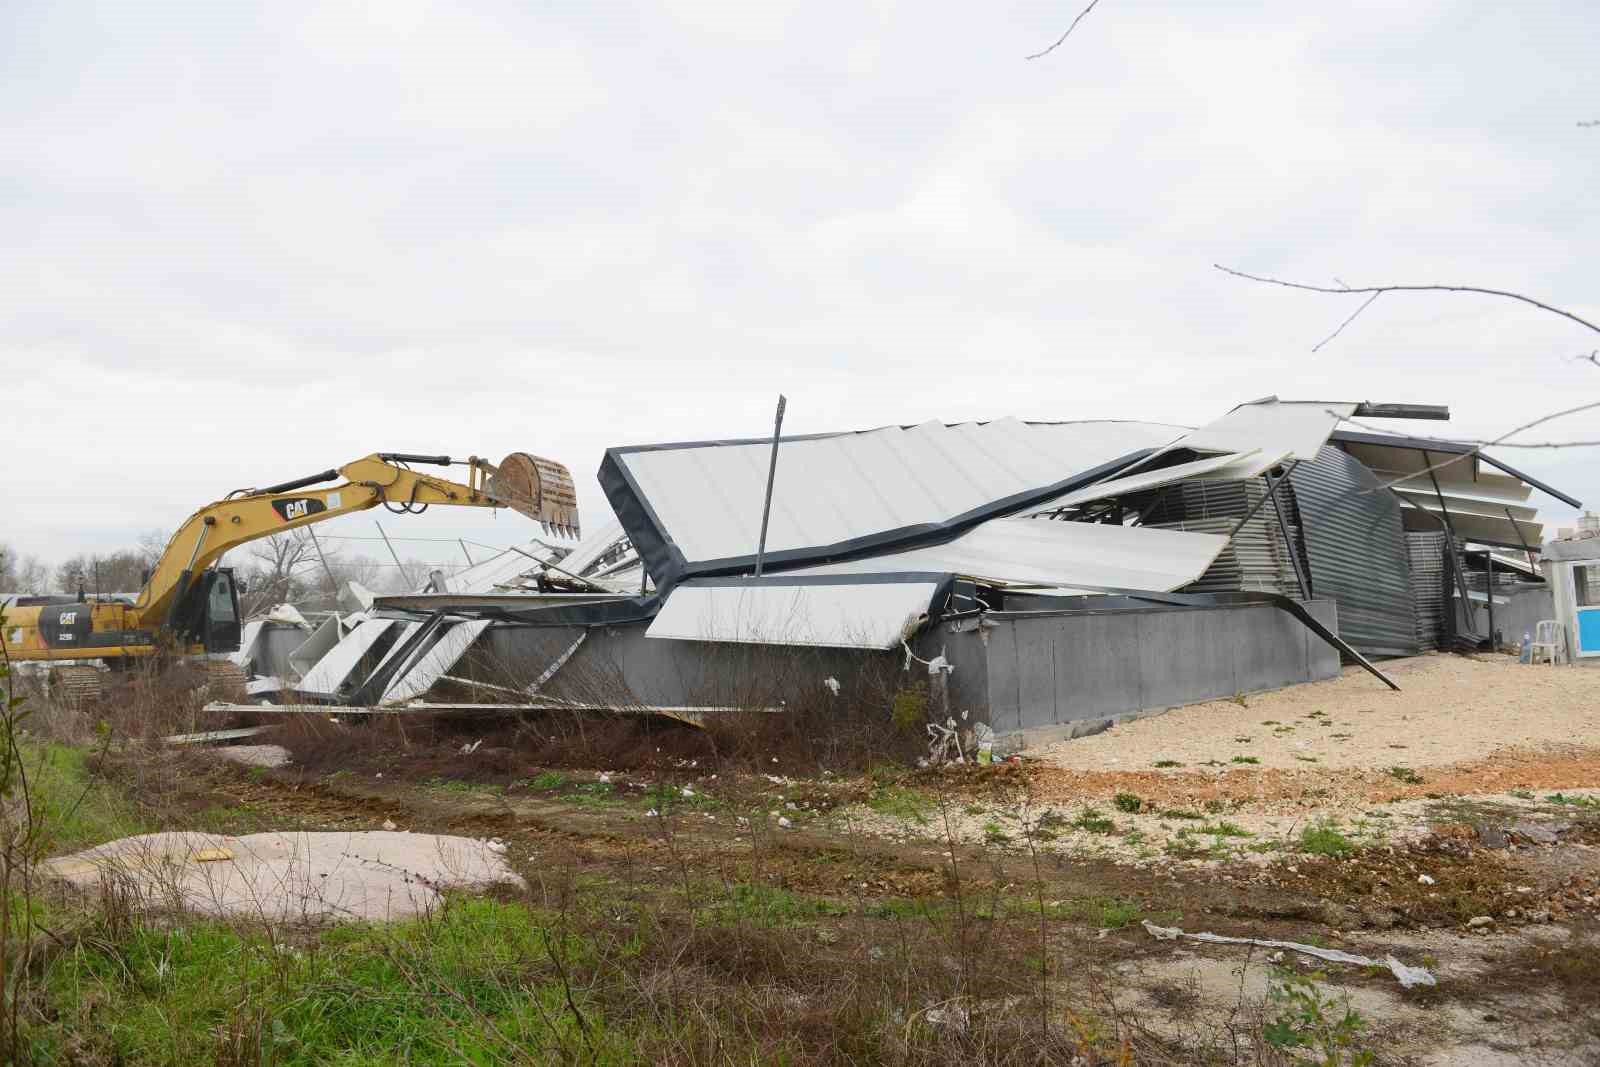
2,452 -> 579,700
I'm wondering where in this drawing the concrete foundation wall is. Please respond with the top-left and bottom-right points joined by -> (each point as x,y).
942,600 -> 1341,742
1454,586 -> 1554,648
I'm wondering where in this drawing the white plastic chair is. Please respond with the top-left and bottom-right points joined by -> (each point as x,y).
1530,620 -> 1565,665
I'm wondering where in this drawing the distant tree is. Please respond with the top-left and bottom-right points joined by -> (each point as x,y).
51,550 -> 149,597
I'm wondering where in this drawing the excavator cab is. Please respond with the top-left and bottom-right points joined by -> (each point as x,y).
169,568 -> 243,653
201,569 -> 242,653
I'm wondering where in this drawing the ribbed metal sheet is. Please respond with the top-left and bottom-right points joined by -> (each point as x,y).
1290,446 -> 1419,657
782,517 -> 1229,592
1406,531 -> 1447,652
1141,480 -> 1303,597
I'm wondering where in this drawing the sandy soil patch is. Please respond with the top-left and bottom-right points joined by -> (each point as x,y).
1033,653 -> 1600,773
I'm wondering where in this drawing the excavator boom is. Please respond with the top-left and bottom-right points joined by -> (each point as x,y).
3,451 -> 580,667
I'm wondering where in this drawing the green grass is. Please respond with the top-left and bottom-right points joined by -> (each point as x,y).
1113,792 -> 1143,814
1071,808 -> 1117,834
563,780 -> 622,805
1158,808 -> 1204,821
1199,821 -> 1253,838
424,776 -> 504,795
1153,759 -> 1184,768
1388,766 -> 1424,785
982,820 -> 1011,845
1230,755 -> 1260,765
31,896 -> 637,1065
1299,822 -> 1356,858
865,784 -> 933,826
21,741 -> 148,854
1546,792 -> 1599,809
521,770 -> 569,791
709,883 -> 848,927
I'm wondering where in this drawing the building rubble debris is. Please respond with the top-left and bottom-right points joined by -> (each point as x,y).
209,397 -> 1582,745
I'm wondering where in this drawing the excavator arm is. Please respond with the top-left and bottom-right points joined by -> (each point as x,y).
136,452 -> 579,627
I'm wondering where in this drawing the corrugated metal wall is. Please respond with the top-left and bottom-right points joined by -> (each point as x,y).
1406,531 -> 1448,652
1143,480 -> 1303,597
1289,447 -> 1419,657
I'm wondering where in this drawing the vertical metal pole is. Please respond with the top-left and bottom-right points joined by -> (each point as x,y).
1423,450 -> 1478,632
373,521 -> 413,589
1503,506 -> 1536,571
306,526 -> 340,596
753,394 -> 788,578
1229,461 -> 1298,538
1485,551 -> 1496,648
1264,466 -> 1311,599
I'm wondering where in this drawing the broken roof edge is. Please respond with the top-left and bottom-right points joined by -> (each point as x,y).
1330,430 -> 1582,508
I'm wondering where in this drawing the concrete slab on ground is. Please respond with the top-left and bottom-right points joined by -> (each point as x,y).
45,831 -> 523,923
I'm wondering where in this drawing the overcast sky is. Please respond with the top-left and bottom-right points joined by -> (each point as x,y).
4,0 -> 1596,574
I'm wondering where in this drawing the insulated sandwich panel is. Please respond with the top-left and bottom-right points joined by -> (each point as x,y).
646,579 -> 943,650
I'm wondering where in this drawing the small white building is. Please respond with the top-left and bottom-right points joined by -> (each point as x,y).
1541,531 -> 1600,664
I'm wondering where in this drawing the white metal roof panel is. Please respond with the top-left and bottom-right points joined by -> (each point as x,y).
1339,442 -> 1535,505
646,580 -> 941,649
614,418 -> 1185,567
1392,488 -> 1538,523
786,518 -> 1228,592
1398,501 -> 1543,548
1179,400 -> 1357,461
296,617 -> 397,696
381,620 -> 494,704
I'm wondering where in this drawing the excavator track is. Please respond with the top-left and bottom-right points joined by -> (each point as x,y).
205,661 -> 249,702
53,665 -> 105,708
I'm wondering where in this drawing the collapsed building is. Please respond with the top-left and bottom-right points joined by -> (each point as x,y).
228,398 -> 1580,745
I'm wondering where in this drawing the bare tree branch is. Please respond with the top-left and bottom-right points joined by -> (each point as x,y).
1025,0 -> 1104,60
1311,291 -> 1382,352
1214,263 -> 1600,338
1578,120 -> 1600,128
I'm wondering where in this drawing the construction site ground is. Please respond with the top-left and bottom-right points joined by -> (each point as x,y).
54,653 -> 1595,1066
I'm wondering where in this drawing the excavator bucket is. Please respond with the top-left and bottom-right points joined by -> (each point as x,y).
486,452 -> 581,538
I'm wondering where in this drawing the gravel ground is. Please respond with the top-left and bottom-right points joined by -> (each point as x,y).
1032,653 -> 1600,773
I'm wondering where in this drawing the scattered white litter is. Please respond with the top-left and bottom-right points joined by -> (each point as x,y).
382,819 -> 398,831
823,676 -> 841,696
1140,921 -> 1436,988
46,831 -> 524,923
460,739 -> 483,755
777,816 -> 793,829
1418,874 -> 1436,885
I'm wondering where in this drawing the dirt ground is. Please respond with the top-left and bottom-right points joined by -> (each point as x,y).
80,654 -> 1600,1066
